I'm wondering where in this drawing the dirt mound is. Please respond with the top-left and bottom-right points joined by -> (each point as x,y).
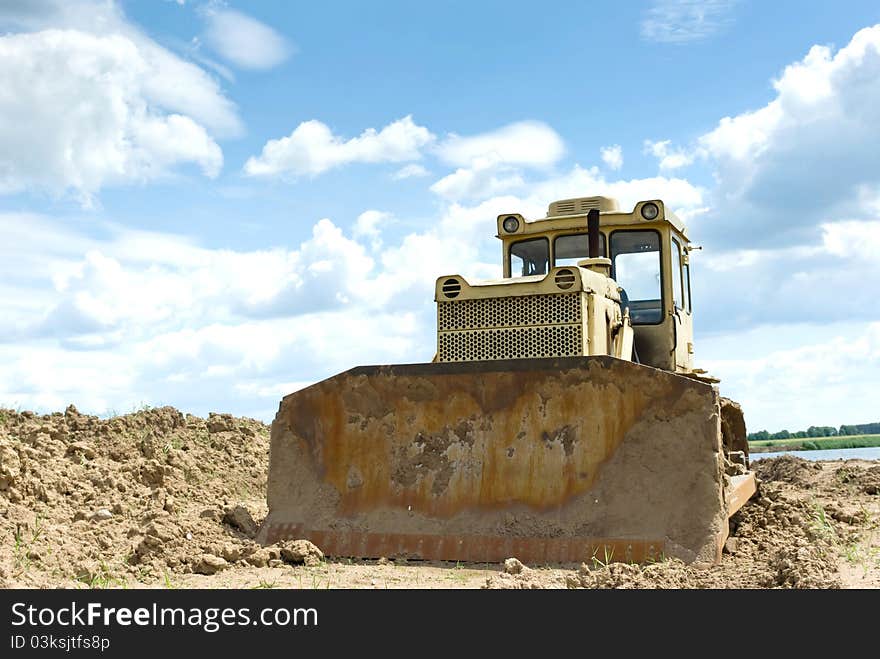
0,404 -> 285,587
754,454 -> 821,485
486,461 -> 880,590
835,464 -> 880,496
482,557 -> 566,589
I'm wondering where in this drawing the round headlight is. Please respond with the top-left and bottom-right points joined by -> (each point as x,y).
502,215 -> 520,233
640,202 -> 659,220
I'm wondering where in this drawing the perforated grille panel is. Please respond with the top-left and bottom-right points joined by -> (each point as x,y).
439,326 -> 583,362
438,293 -> 579,331
437,293 -> 584,362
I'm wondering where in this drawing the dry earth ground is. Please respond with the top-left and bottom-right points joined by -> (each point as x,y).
1,406 -> 877,589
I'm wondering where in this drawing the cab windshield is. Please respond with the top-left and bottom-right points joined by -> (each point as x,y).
553,233 -> 607,266
610,230 -> 663,325
509,237 -> 549,276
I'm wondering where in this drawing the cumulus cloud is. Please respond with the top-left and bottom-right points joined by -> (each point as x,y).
353,210 -> 392,250
695,25 -> 880,248
427,121 -> 565,202
392,163 -> 430,180
644,139 -> 695,171
0,2 -> 240,204
702,322 -> 880,430
37,219 -> 381,339
820,219 -> 880,260
1,128 -> 874,428
640,0 -> 739,44
430,159 -> 525,201
526,165 -> 706,218
600,145 -> 623,171
201,6 -> 291,70
244,116 -> 435,178
692,238 -> 880,334
435,121 -> 565,168
0,189 -> 540,418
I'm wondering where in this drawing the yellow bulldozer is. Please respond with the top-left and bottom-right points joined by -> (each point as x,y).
257,195 -> 756,566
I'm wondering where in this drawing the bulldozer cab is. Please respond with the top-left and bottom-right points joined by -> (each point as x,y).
497,196 -> 694,373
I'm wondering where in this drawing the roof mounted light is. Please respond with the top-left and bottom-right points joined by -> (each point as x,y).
640,202 -> 659,220
502,215 -> 520,233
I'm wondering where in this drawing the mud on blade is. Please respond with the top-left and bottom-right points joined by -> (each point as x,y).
258,357 -> 741,565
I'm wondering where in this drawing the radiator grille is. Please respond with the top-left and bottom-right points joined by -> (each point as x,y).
438,325 -> 583,362
437,293 -> 580,331
437,293 -> 584,361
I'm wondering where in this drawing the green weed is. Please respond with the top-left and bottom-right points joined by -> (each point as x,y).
252,579 -> 278,589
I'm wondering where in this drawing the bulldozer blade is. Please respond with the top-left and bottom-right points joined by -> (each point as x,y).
258,356 -> 748,566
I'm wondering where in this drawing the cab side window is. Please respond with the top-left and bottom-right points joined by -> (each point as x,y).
672,238 -> 685,311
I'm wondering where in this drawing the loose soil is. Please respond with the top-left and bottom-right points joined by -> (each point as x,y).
1,407 -> 877,589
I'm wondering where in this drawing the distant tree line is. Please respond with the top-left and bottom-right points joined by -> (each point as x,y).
748,422 -> 880,441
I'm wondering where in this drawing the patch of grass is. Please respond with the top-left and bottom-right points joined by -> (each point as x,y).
0,402 -> 25,418
162,436 -> 184,454
76,563 -> 126,589
162,571 -> 177,589
809,502 -> 838,542
12,527 -> 29,572
30,513 -> 44,545
835,467 -> 856,485
842,542 -> 878,579
134,565 -> 153,582
12,514 -> 45,573
590,545 -> 616,569
447,562 -> 470,583
749,434 -> 880,451
252,579 -> 278,589
644,550 -> 667,566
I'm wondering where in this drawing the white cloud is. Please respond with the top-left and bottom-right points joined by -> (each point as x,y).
692,238 -> 880,334
0,210 -> 427,418
641,0 -> 739,44
820,220 -> 880,260
0,1 -> 241,136
354,210 -> 391,240
430,159 -> 525,201
527,165 -> 706,218
644,139 -> 695,171
702,322 -> 880,431
244,116 -> 435,178
392,163 -> 430,180
0,3 -> 241,204
427,121 -> 566,202
201,7 -> 291,70
436,121 -> 565,168
695,24 -> 880,247
1,132 -> 873,431
600,144 -> 623,171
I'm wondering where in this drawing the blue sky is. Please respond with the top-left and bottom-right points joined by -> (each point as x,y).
1,0 -> 879,432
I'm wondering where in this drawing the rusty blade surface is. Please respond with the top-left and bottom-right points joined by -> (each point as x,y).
263,523 -> 665,564
260,357 -> 732,565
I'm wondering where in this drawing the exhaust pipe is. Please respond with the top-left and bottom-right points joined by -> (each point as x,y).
588,208 -> 600,258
